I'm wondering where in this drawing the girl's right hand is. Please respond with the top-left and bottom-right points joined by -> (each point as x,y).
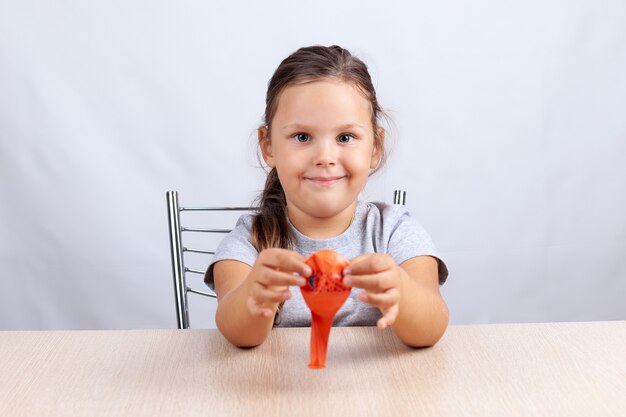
246,248 -> 312,318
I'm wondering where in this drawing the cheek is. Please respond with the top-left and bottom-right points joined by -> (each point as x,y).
274,160 -> 300,186
345,164 -> 372,185
350,149 -> 376,171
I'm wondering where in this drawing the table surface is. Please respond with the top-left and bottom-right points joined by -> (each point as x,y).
1,321 -> 625,417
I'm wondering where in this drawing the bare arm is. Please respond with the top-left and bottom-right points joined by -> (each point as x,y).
213,249 -> 311,348
344,255 -> 448,347
392,256 -> 449,346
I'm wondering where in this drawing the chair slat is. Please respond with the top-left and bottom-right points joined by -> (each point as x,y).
186,287 -> 217,298
185,268 -> 205,275
183,247 -> 215,255
180,207 -> 255,211
181,227 -> 232,233
180,227 -> 232,233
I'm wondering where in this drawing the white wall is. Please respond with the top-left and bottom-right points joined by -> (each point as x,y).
1,0 -> 624,330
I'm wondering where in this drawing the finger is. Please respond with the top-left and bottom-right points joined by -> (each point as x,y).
260,249 -> 312,277
345,254 -> 394,276
246,297 -> 274,318
344,253 -> 373,275
344,272 -> 394,292
348,253 -> 372,265
259,267 -> 307,287
357,288 -> 399,310
377,305 -> 399,329
251,285 -> 292,305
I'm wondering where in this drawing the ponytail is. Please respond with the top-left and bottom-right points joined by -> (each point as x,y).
251,168 -> 293,252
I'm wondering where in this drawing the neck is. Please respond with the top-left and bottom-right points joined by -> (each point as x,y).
287,201 -> 357,239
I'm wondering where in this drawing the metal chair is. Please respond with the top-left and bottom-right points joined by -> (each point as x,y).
166,189 -> 407,329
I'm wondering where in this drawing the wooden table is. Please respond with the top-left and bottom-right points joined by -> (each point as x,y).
1,322 -> 625,416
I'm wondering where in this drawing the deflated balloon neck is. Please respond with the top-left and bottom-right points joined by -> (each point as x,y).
308,311 -> 336,369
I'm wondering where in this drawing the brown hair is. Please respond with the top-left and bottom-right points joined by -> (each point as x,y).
251,45 -> 388,325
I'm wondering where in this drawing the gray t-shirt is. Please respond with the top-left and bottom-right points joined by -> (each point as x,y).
206,200 -> 448,327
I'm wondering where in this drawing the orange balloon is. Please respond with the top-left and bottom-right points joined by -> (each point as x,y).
300,249 -> 351,369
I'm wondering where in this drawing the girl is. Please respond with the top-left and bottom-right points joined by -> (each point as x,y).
205,45 -> 449,348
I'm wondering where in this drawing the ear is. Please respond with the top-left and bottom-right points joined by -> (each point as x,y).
258,126 -> 275,168
370,127 -> 385,169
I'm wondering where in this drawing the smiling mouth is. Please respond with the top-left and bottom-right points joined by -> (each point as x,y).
305,176 -> 346,186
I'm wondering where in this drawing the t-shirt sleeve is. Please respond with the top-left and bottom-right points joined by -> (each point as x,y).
387,207 -> 449,285
204,214 -> 259,291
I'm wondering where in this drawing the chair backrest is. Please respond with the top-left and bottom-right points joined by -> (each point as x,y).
166,189 -> 407,329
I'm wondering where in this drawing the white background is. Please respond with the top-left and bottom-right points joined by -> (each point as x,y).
1,1 -> 624,330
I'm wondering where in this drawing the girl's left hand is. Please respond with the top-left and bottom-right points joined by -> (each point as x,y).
342,253 -> 402,329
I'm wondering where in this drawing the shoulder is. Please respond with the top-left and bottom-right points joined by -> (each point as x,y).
364,200 -> 410,216
205,213 -> 258,289
360,200 -> 449,284
219,213 -> 256,250
233,213 -> 254,233
361,200 -> 412,230
357,199 -> 420,250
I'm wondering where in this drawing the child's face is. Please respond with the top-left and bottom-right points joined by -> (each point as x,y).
260,79 -> 381,220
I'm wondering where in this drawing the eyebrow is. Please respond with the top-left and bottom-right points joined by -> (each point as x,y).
280,123 -> 368,131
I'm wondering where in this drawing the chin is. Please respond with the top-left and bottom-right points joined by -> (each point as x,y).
309,201 -> 355,219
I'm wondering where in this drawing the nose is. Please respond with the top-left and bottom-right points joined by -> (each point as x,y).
313,138 -> 337,167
